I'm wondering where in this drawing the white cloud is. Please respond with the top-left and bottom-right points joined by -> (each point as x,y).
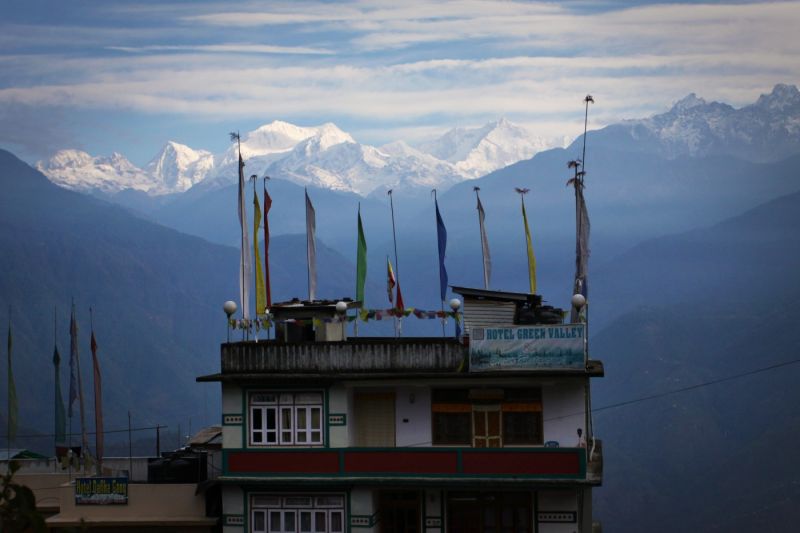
0,0 -> 797,148
107,43 -> 335,55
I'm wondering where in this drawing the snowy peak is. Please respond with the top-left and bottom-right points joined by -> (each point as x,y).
751,83 -> 800,112
417,118 -> 567,178
671,93 -> 707,112
37,149 -> 158,194
145,141 -> 214,193
241,120 -> 318,155
616,83 -> 800,162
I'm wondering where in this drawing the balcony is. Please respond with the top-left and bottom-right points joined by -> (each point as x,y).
221,446 -> 597,485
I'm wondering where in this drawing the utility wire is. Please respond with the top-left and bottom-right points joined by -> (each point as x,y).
0,424 -> 168,440
548,356 -> 800,422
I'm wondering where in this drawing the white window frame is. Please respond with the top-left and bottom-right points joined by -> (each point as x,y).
251,494 -> 344,533
250,391 -> 324,447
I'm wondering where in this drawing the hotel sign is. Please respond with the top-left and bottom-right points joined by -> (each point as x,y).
469,324 -> 585,371
75,477 -> 128,505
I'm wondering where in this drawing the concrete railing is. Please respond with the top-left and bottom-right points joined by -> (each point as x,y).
222,337 -> 466,374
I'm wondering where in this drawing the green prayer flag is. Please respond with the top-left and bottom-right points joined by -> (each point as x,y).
521,197 -> 537,294
253,189 -> 266,315
7,323 -> 18,443
356,207 -> 367,304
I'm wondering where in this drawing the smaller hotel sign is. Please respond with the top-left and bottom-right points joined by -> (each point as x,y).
470,324 -> 585,371
75,477 -> 128,505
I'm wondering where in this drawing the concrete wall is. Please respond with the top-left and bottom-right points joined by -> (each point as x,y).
329,383 -> 349,447
538,489 -> 579,533
223,484 -> 244,533
350,487 -> 377,532
542,382 -> 585,447
47,482 -> 214,529
425,489 -> 443,533
223,384 -> 243,449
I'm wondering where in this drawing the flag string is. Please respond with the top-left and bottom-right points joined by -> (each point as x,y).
229,308 -> 461,331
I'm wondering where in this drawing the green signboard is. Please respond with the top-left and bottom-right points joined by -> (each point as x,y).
75,477 -> 128,505
469,324 -> 585,371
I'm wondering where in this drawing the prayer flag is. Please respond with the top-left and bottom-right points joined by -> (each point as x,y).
253,189 -> 266,315
356,207 -> 367,304
90,330 -> 103,466
521,197 -> 537,294
476,194 -> 492,289
387,257 -> 396,304
305,189 -> 317,301
237,150 -> 252,319
435,196 -> 448,303
571,180 -> 591,322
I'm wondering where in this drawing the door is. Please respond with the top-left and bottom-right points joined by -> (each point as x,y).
379,491 -> 420,533
353,392 -> 396,447
473,405 -> 502,448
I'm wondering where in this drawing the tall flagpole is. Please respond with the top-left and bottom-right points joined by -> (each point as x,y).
581,95 -> 594,174
6,306 -> 10,461
263,176 -> 272,340
53,308 -> 57,471
579,94 -> 595,446
250,175 -> 260,342
232,131 -> 251,339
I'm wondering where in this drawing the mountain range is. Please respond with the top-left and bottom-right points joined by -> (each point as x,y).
37,118 -> 566,198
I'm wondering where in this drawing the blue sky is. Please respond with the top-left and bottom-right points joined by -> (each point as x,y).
1,0 -> 798,165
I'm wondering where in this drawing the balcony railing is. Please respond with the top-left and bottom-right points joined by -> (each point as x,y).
221,338 -> 465,374
222,446 -> 596,482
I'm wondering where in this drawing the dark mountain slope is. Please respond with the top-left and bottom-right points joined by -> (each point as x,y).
590,190 -> 800,532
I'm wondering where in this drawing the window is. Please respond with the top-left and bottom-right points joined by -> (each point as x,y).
250,392 -> 324,447
251,494 -> 344,533
432,388 -> 543,446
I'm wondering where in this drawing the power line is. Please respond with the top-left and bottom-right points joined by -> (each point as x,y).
544,356 -> 800,423
0,424 -> 168,440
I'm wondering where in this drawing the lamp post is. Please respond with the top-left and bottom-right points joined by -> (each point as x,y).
224,301 -> 238,342
335,301 -> 348,340
449,298 -> 461,338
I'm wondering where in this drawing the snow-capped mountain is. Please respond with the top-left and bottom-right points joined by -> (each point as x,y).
417,118 -> 569,178
37,149 -> 159,194
264,136 -> 464,196
604,83 -> 800,162
145,141 -> 214,193
208,121 -> 340,183
37,118 -> 553,198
